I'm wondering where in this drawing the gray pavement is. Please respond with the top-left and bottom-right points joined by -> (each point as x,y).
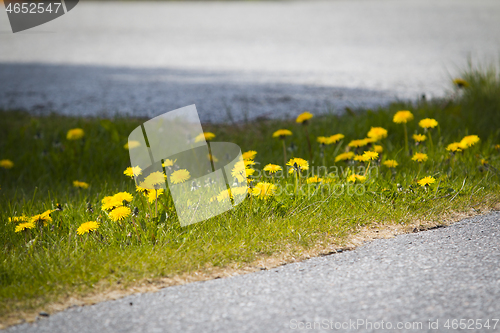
6,211 -> 500,333
1,0 -> 500,122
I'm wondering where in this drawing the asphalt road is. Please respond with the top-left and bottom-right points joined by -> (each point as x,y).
6,212 -> 500,333
1,0 -> 500,122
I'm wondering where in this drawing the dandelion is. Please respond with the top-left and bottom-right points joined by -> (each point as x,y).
109,206 -> 132,222
232,160 -> 254,183
273,129 -> 293,167
217,189 -> 233,202
263,164 -> 282,174
162,159 -> 176,168
194,132 -> 216,143
446,142 -> 462,152
417,176 -> 436,187
287,158 -> 309,174
76,221 -> 99,235
347,174 -> 366,183
317,136 -> 328,145
0,159 -> 14,169
453,78 -> 469,88
102,197 -> 124,211
296,112 -> 314,161
272,129 -> 293,139
113,191 -> 133,203
495,144 -> 500,150
73,180 -> 89,189
335,152 -> 355,162
144,171 -> 166,188
123,166 -> 142,179
459,135 -> 480,149
296,112 -> 313,124
362,151 -> 379,161
393,110 -> 413,155
170,169 -> 191,184
348,139 -> 370,148
419,118 -> 438,129
124,140 -> 141,150
327,134 -> 345,144
251,182 -> 276,200
393,110 -> 414,124
412,152 -> 428,163
413,134 -> 427,142
146,189 -> 164,203
306,176 -> 323,184
66,128 -> 85,140
354,155 -> 369,162
367,127 -> 388,141
135,184 -> 149,194
30,210 -> 54,226
242,150 -> 257,160
15,222 -> 35,233
373,145 -> 383,153
383,160 -> 398,168
8,215 -> 29,223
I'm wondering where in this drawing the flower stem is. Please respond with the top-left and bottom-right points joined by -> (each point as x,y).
404,123 -> 409,155
282,139 -> 287,168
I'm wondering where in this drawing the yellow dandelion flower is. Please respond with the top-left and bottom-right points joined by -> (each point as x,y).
194,132 -> 216,143
459,135 -> 480,148
367,127 -> 388,141
0,159 -> 14,169
76,221 -> 99,235
244,159 -> 255,167
317,136 -> 328,144
242,150 -> 257,160
417,176 -> 436,187
418,118 -> 438,129
373,145 -> 383,153
251,182 -> 276,200
412,152 -> 428,163
30,211 -> 53,226
123,166 -> 142,178
296,112 -> 313,124
347,174 -> 366,183
446,142 -> 462,152
481,159 -> 488,165
393,110 -> 414,124
306,176 -> 323,184
383,160 -> 398,168
495,144 -> 500,150
124,140 -> 141,150
335,152 -> 355,162
73,180 -> 89,189
453,78 -> 469,88
162,159 -> 176,168
135,184 -> 149,194
413,134 -> 427,142
109,206 -> 131,222
272,129 -> 292,138
170,169 -> 191,184
286,158 -> 309,173
348,139 -> 369,148
66,128 -> 85,140
144,171 -> 166,188
354,155 -> 369,162
327,134 -> 345,144
263,164 -> 282,174
8,215 -> 28,223
113,191 -> 133,203
363,151 -> 379,161
217,189 -> 233,202
146,189 -> 164,203
15,221 -> 35,233
102,197 -> 123,211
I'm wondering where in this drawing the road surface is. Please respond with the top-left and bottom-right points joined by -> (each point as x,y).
6,211 -> 500,332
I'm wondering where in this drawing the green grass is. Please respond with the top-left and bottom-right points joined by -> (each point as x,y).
1,63 -> 500,323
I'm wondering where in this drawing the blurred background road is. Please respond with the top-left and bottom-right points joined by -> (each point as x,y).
1,0 -> 499,122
